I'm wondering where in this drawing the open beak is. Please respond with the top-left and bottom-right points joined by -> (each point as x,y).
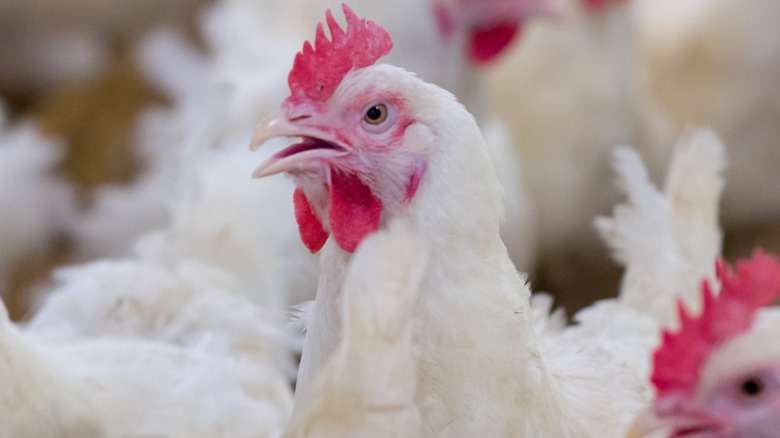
627,407 -> 724,438
250,110 -> 351,178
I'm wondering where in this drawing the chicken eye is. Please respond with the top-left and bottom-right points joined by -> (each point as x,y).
740,377 -> 765,397
364,104 -> 388,125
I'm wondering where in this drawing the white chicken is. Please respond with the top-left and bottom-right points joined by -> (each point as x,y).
0,111 -> 74,298
636,0 -> 780,230
282,221 -> 426,437
1,257 -> 293,436
251,6 -> 726,435
70,0 -> 544,286
487,0 -> 677,306
204,0 -> 545,272
628,250 -> 780,438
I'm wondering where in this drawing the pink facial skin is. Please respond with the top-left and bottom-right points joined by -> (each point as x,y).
252,89 -> 423,254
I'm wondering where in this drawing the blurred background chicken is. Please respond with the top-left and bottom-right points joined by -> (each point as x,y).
0,257 -> 292,436
635,0 -> 780,259
628,250 -> 780,438
487,0 -> 678,310
486,0 -> 780,310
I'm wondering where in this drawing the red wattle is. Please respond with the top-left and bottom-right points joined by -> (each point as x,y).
469,21 -> 521,64
293,188 -> 329,253
328,170 -> 382,253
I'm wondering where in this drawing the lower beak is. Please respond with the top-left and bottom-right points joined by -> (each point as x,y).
249,110 -> 350,178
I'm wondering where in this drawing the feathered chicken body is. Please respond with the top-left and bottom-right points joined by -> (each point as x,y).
283,222 -> 425,437
0,258 -> 293,436
252,6 -> 566,435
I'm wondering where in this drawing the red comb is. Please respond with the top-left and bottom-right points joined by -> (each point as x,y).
286,4 -> 393,104
651,250 -> 780,400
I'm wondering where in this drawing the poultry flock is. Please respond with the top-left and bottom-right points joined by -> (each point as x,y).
0,0 -> 779,436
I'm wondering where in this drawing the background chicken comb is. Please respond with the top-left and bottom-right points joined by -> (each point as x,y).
651,249 -> 780,400
286,3 -> 393,104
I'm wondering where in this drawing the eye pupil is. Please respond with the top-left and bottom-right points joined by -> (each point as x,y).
364,104 -> 388,125
367,106 -> 382,120
741,378 -> 765,396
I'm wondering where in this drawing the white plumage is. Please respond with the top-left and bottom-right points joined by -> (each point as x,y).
283,222 -> 425,437
266,55 -> 723,436
1,258 -> 292,436
596,128 -> 726,326
0,113 -> 74,296
3,1 -> 774,435
636,0 -> 780,228
251,10 -> 728,426
524,128 -> 727,436
488,0 -> 677,299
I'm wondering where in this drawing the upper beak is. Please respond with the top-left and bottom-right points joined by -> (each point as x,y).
249,110 -> 350,178
627,407 -> 724,438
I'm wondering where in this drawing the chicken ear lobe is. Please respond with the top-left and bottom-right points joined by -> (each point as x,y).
329,170 -> 382,253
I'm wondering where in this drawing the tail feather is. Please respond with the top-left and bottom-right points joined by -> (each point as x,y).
596,127 -> 726,327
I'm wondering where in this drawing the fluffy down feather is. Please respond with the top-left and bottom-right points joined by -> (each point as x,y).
0,115 -> 74,296
2,258 -> 292,436
596,128 -> 726,327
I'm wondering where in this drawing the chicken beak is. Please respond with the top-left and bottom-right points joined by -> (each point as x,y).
249,110 -> 350,178
250,110 -> 296,151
